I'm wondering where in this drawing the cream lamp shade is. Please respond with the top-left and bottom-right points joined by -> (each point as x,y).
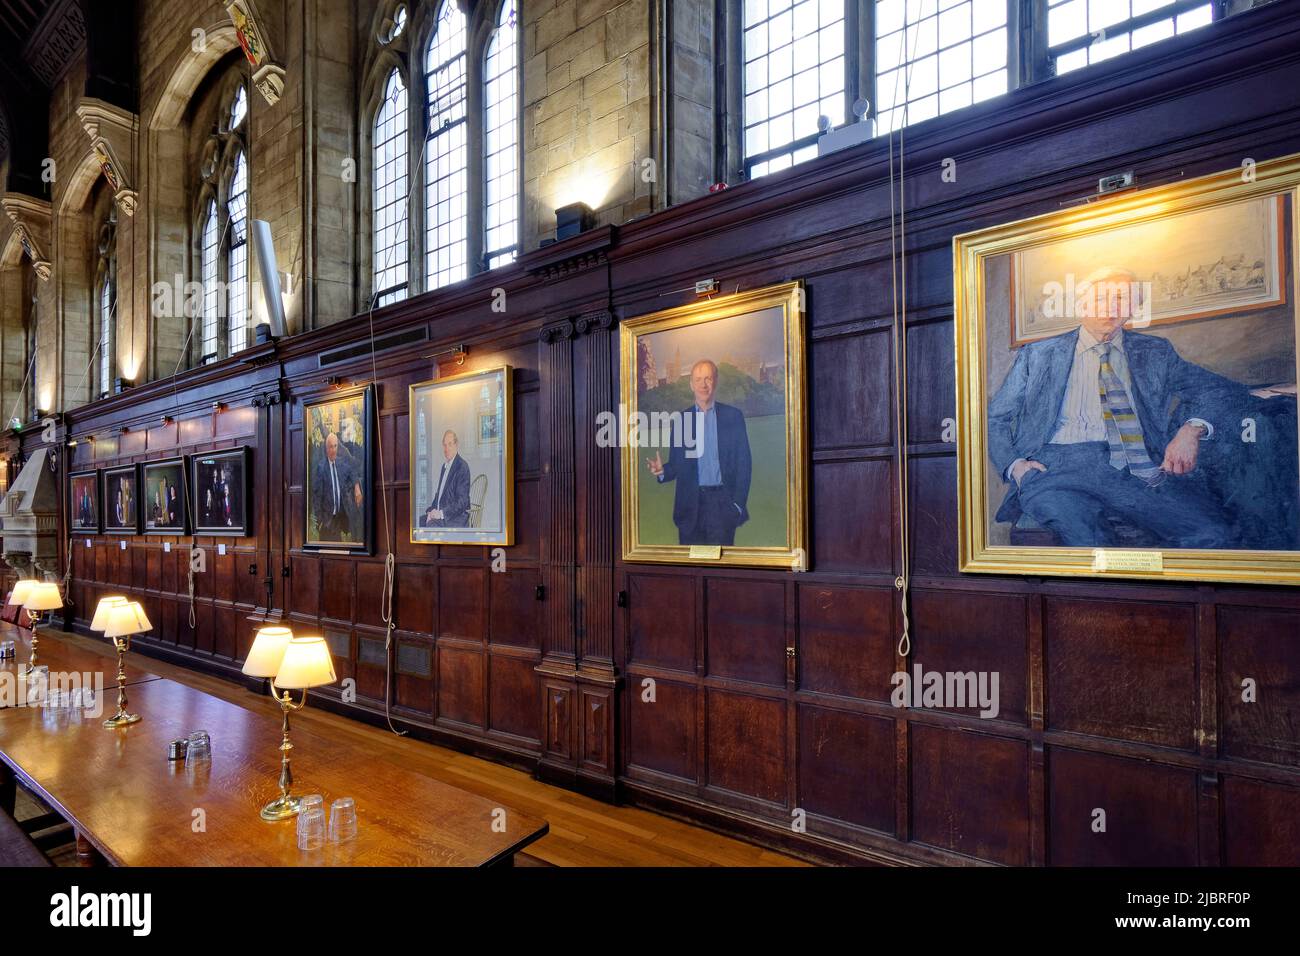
7,579 -> 36,606
102,601 -> 151,639
242,626 -> 293,678
90,595 -> 130,631
274,636 -> 337,690
22,582 -> 64,613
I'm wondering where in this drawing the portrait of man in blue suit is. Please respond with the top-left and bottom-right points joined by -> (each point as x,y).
645,359 -> 753,546
421,429 -> 471,528
988,267 -> 1251,549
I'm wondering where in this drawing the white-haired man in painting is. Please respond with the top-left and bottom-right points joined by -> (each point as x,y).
988,267 -> 1249,549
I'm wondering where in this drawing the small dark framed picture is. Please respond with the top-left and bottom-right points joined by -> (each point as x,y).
69,470 -> 101,534
191,447 -> 252,536
142,457 -> 189,534
102,464 -> 142,535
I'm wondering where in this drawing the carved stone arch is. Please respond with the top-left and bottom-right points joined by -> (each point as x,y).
0,226 -> 23,268
369,0 -> 412,54
146,22 -> 242,382
191,180 -> 219,233
216,72 -> 251,137
59,149 -> 105,219
149,24 -> 243,134
218,136 -> 248,197
470,0 -> 508,56
0,223 -> 33,422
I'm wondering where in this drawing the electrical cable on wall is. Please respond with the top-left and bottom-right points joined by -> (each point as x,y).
161,222 -> 224,631
885,8 -> 923,659
363,99 -> 434,737
62,307 -> 110,595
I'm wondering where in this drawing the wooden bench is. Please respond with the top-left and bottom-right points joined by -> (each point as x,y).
0,808 -> 52,867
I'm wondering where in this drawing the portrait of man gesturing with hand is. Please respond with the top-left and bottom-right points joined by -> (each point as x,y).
646,359 -> 753,547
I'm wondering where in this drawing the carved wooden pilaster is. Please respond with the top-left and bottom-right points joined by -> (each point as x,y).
537,318 -> 579,777
535,308 -> 620,794
575,310 -> 617,779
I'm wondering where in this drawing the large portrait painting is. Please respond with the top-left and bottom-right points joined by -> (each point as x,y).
409,366 -> 513,546
620,281 -> 807,569
955,155 -> 1300,584
142,457 -> 189,534
304,386 -> 373,553
103,464 -> 141,535
191,448 -> 251,536
69,470 -> 100,534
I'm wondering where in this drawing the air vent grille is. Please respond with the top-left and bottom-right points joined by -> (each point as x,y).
318,326 -> 429,368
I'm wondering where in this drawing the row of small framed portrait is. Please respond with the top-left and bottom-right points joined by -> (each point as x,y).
69,447 -> 252,536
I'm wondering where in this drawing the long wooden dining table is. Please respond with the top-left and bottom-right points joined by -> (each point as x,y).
0,627 -> 548,866
0,622 -> 161,698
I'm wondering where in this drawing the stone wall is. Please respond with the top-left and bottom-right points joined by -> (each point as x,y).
522,0 -> 653,247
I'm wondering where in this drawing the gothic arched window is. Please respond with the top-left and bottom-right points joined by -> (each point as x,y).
424,0 -> 469,290
94,208 -> 117,398
373,68 -> 410,305
483,2 -> 519,269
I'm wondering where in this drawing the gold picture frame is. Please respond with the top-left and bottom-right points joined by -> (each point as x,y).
955,154 -> 1300,585
408,365 -> 514,547
620,281 -> 807,569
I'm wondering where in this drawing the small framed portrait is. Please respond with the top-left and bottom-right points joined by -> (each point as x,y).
620,281 -> 808,569
103,464 -> 141,535
305,386 -> 374,552
69,470 -> 101,534
191,447 -> 252,536
142,457 -> 189,534
954,154 -> 1300,585
409,366 -> 513,547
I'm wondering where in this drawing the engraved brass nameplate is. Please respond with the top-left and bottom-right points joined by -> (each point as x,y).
688,545 -> 722,560
1092,549 -> 1164,573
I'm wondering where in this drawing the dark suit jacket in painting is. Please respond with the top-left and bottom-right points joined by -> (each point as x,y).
659,402 -> 753,535
987,328 -> 1246,523
422,454 -> 471,527
311,447 -> 363,540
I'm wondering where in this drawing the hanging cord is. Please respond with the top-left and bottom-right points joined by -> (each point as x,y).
4,345 -> 38,432
365,87 -> 432,737
165,212 -> 238,629
62,315 -> 109,594
56,275 -> 120,596
885,10 -> 922,659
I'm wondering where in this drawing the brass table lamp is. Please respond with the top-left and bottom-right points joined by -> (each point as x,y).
242,627 -> 337,821
8,580 -> 37,660
101,600 -> 151,728
90,595 -> 129,632
20,581 -> 64,670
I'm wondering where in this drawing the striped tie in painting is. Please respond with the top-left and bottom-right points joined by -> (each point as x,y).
1097,343 -> 1160,478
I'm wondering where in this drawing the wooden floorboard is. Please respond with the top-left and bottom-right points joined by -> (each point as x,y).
26,628 -> 807,868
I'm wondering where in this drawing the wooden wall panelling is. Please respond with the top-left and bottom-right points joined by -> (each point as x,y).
48,4 -> 1300,866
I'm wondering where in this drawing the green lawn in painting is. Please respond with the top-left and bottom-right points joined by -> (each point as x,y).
637,413 -> 787,546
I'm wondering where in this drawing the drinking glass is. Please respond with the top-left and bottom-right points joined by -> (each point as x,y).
296,806 -> 326,851
299,793 -> 324,814
328,797 -> 358,843
185,730 -> 212,766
